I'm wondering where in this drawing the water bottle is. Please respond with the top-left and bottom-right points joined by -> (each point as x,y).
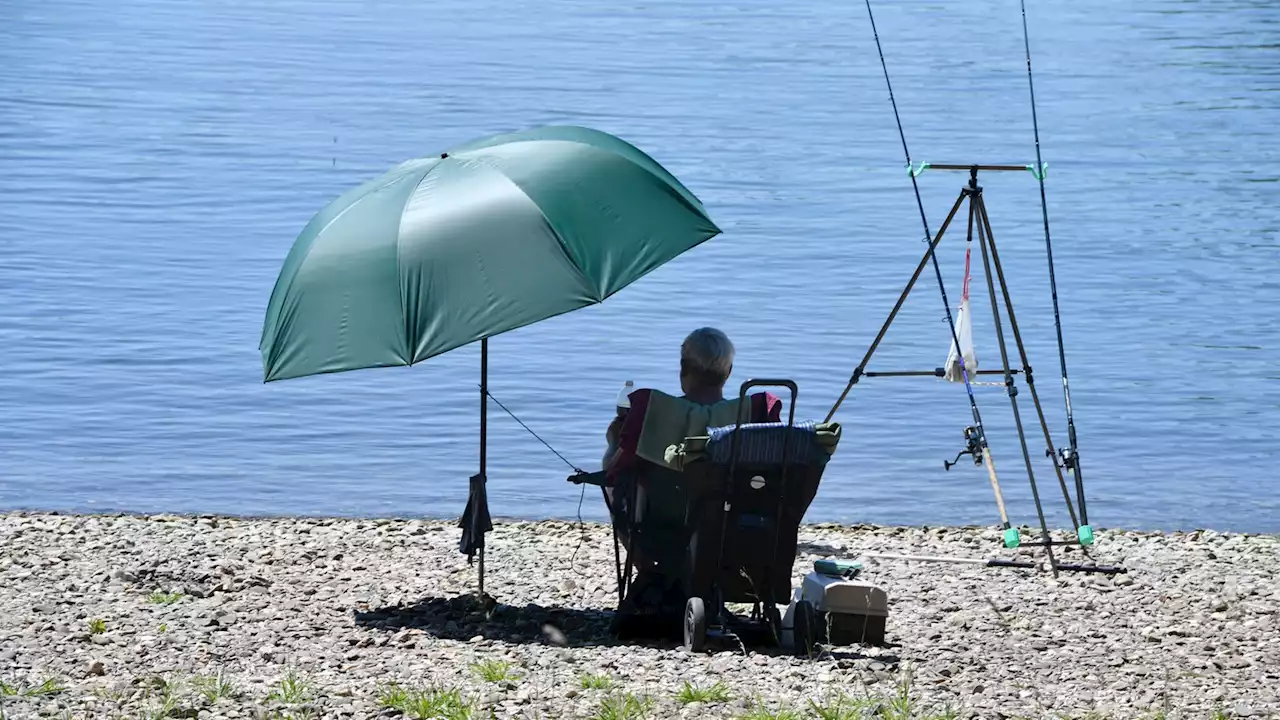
616,380 -> 634,417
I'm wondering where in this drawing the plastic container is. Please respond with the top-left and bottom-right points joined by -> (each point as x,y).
616,380 -> 634,416
782,572 -> 889,647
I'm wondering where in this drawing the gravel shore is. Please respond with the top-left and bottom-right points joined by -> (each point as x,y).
0,512 -> 1276,720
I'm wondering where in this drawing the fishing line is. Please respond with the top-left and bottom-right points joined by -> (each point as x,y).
568,481 -> 594,579
861,0 -> 993,459
482,387 -> 586,475
1019,0 -> 1087,525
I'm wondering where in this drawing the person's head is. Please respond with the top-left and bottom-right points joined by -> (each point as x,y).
680,327 -> 735,397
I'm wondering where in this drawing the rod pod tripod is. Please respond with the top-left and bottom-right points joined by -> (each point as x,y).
826,164 -> 1112,574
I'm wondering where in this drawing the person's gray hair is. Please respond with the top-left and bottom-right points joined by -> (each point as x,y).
681,327 -> 735,384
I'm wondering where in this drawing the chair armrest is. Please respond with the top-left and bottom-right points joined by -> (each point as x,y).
567,470 -> 609,487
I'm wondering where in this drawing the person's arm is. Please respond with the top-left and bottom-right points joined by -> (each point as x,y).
606,389 -> 650,478
603,415 -> 625,470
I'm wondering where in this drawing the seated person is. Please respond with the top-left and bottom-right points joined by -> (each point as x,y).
597,327 -> 781,616
603,326 -> 781,482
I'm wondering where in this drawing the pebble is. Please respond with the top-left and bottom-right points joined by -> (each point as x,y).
110,568 -> 138,584
0,511 -> 1276,719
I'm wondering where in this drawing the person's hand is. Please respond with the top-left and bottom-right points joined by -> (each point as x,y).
606,414 -> 625,446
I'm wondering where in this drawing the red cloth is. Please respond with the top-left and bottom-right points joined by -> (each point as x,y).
607,389 -> 782,482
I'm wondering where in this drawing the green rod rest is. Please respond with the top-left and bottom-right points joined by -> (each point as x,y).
1077,525 -> 1095,546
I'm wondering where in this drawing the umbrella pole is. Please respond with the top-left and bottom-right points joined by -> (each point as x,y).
478,337 -> 488,598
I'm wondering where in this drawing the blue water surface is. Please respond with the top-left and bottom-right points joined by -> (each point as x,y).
1,0 -> 1277,531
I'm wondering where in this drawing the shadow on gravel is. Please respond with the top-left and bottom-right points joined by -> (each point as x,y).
354,593 -> 646,648
355,593 -> 907,663
819,647 -> 905,664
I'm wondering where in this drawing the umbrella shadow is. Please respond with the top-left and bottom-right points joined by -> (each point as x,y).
354,593 -> 659,649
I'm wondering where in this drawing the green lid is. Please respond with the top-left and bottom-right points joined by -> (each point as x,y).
1077,525 -> 1095,546
814,559 -> 862,577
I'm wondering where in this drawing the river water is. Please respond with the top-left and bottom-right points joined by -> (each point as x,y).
1,0 -> 1277,531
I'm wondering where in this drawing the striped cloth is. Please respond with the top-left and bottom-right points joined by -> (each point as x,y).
704,421 -> 823,466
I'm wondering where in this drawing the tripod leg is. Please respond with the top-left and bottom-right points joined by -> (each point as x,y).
954,197 -> 1018,550
975,195 -> 1082,532
974,196 -> 1058,574
826,190 -> 970,422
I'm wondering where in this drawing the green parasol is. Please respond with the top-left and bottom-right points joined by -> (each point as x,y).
260,125 -> 721,594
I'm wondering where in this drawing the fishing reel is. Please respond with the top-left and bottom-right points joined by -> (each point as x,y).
1048,446 -> 1078,475
943,425 -> 984,471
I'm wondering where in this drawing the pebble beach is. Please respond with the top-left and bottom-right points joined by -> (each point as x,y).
1,512 -> 1276,720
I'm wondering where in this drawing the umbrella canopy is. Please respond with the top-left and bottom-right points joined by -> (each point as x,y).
260,125 -> 721,383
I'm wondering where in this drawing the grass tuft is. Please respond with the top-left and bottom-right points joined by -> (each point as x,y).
137,702 -> 177,720
590,692 -> 653,720
24,677 -> 64,697
87,618 -> 106,635
267,668 -> 313,705
579,673 -> 614,690
676,680 -> 732,704
92,685 -> 130,703
0,676 -> 64,698
377,683 -> 474,720
470,658 -> 517,684
737,704 -> 803,720
134,679 -> 180,720
800,671 -> 960,720
192,670 -> 241,703
868,666 -> 927,720
262,712 -> 319,720
148,591 -> 184,605
809,691 -> 878,720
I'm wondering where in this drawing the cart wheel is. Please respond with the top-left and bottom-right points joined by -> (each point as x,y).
683,597 -> 707,652
793,600 -> 816,657
764,604 -> 783,645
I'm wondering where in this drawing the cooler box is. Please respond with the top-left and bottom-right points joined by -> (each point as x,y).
783,571 -> 889,646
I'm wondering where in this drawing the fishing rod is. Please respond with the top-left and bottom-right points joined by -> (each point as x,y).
859,551 -> 1125,575
1019,0 -> 1090,537
863,552 -> 1035,569
846,0 -> 1021,551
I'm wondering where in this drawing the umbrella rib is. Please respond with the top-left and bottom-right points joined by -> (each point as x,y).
262,164 -> 434,373
394,162 -> 447,365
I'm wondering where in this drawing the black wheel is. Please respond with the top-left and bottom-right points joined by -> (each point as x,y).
764,603 -> 784,645
683,597 -> 707,652
793,600 -> 816,657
